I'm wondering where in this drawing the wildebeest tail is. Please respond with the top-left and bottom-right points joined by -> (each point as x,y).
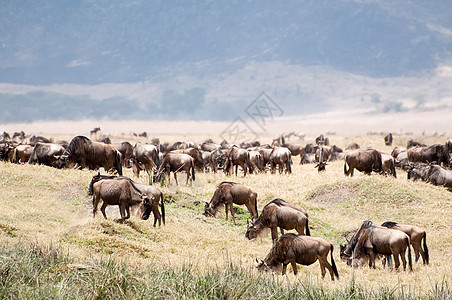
391,164 -> 397,178
406,237 -> 413,271
423,232 -> 429,264
254,196 -> 258,219
305,218 -> 310,236
330,245 -> 339,279
344,160 -> 349,175
114,150 -> 123,176
287,158 -> 292,174
191,160 -> 196,181
160,193 -> 165,225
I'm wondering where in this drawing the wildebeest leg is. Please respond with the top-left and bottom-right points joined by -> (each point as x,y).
119,203 -> 127,221
318,258 -> 328,279
412,243 -> 421,262
368,251 -> 376,269
392,253 -> 401,270
400,249 -> 407,271
271,226 -> 279,243
153,206 -> 161,227
125,205 -> 130,220
282,263 -> 288,275
93,195 -> 100,218
100,202 -> 108,219
228,201 -> 236,225
174,172 -> 179,186
290,262 -> 298,275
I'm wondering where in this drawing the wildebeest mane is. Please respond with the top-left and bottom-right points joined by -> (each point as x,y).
347,220 -> 373,252
63,135 -> 92,157
88,174 -> 140,196
381,221 -> 398,228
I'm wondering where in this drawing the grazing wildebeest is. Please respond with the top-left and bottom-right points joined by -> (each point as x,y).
92,178 -> 152,221
88,174 -> 165,227
257,148 -> 273,171
340,221 -> 412,271
55,136 -> 122,175
0,142 -> 15,162
381,222 -> 429,265
315,134 -> 329,146
407,163 -> 452,191
407,139 -> 426,149
384,133 -> 393,146
345,143 -> 360,150
391,146 -> 406,159
257,233 -> 339,280
114,141 -> 134,168
29,135 -> 52,146
407,144 -> 450,167
246,199 -> 309,243
204,182 -> 257,225
270,147 -> 292,174
154,152 -> 195,186
315,146 -> 331,171
301,153 -> 316,164
28,142 -> 66,167
132,142 -> 159,178
247,150 -> 264,174
380,153 -> 397,177
12,144 -> 33,163
344,149 -> 382,176
225,146 -> 249,177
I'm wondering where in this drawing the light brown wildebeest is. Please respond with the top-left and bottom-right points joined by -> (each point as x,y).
28,142 -> 66,167
380,153 -> 397,177
132,142 -> 159,178
256,233 -> 339,280
344,149 -> 382,176
269,147 -> 292,174
92,178 -> 152,222
114,141 -> 134,168
247,150 -> 264,174
340,221 -> 412,271
171,148 -> 204,171
245,199 -> 310,243
204,181 -> 257,225
89,174 -> 165,226
407,144 -> 450,167
12,144 -> 33,163
225,146 -> 249,177
154,152 -> 195,186
381,222 -> 429,265
209,148 -> 227,173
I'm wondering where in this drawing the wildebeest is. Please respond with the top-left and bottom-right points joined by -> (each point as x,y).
89,174 -> 165,226
344,149 -> 382,176
12,144 -> 33,163
257,233 -> 339,280
407,163 -> 452,191
225,146 -> 249,177
246,199 -> 310,243
384,133 -> 393,146
210,148 -> 227,173
204,182 -> 257,225
380,153 -> 397,177
345,143 -> 360,150
154,152 -> 195,186
114,141 -> 134,168
340,221 -> 412,271
132,142 -> 159,178
407,144 -> 450,167
301,153 -> 316,164
92,178 -> 152,221
257,148 -> 273,171
247,150 -> 264,174
171,148 -> 204,171
407,139 -> 426,149
55,136 -> 122,175
381,222 -> 429,265
269,147 -> 292,174
0,142 -> 15,162
391,146 -> 406,159
315,134 -> 329,146
28,142 -> 66,167
315,146 -> 330,171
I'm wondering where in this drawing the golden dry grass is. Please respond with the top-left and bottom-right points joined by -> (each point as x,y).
0,133 -> 451,297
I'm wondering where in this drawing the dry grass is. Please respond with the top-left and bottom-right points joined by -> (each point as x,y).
0,133 -> 451,298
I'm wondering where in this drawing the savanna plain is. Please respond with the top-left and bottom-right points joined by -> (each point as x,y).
0,131 -> 451,299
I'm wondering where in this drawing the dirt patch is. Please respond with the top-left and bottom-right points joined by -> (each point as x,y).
307,185 -> 358,205
59,184 -> 85,202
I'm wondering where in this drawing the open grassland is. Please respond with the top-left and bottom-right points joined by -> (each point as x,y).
0,133 -> 451,299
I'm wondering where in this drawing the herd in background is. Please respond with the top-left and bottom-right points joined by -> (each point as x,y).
0,129 -> 450,278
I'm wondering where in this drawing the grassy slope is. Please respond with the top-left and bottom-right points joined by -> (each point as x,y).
0,134 -> 451,298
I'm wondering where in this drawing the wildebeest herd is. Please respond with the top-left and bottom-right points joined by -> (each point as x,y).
1,130 -> 451,279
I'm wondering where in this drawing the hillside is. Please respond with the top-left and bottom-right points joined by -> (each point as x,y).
0,133 -> 451,298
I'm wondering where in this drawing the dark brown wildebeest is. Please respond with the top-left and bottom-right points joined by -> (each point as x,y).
384,133 -> 393,146
0,142 -> 14,162
270,147 -> 292,174
407,163 -> 452,191
344,149 -> 382,176
171,148 -> 204,171
407,139 -> 426,149
380,153 -> 397,177
340,221 -> 412,271
132,142 -> 159,178
315,134 -> 329,146
88,174 -> 165,226
29,135 -> 52,146
315,146 -> 329,172
256,233 -> 339,280
92,178 -> 152,221
301,153 -> 316,164
407,144 -> 450,167
225,146 -> 249,177
55,136 -> 122,175
201,142 -> 220,152
381,222 -> 429,265
90,127 -> 101,136
391,146 -> 406,159
204,182 -> 257,225
257,148 -> 273,171
154,152 -> 195,186
247,150 -> 264,174
28,142 -> 66,167
114,141 -> 134,168
345,143 -> 360,150
246,199 -> 310,243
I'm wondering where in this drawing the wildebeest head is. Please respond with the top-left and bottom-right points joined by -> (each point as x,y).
140,196 -> 153,220
54,154 -> 69,169
203,186 -> 223,217
245,218 -> 259,240
256,258 -> 270,272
